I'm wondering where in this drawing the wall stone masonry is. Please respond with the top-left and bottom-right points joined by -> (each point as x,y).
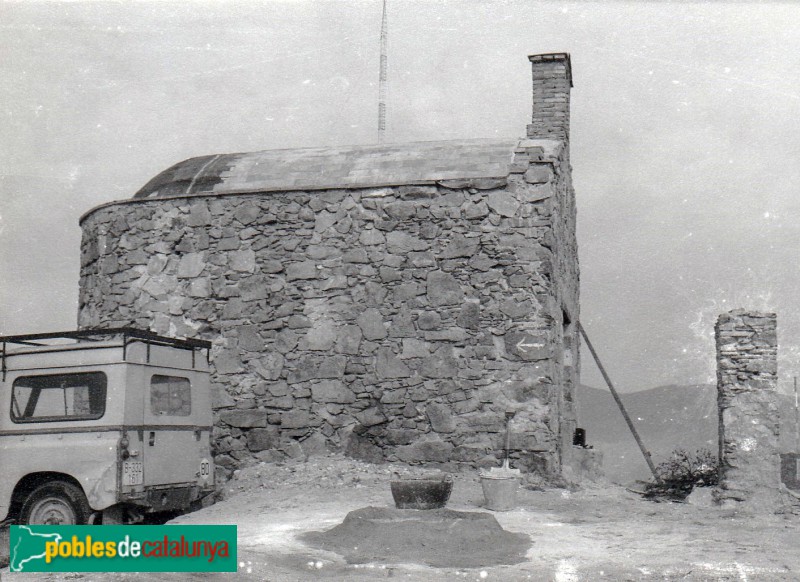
715,309 -> 781,509
77,54 -> 581,482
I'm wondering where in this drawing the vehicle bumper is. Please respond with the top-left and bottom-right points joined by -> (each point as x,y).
121,484 -> 214,513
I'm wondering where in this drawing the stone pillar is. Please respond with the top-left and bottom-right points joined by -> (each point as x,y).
527,53 -> 572,143
715,309 -> 780,509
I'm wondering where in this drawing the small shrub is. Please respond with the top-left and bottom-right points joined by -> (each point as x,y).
643,448 -> 718,501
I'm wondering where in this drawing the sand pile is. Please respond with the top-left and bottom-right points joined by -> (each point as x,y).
301,506 -> 531,568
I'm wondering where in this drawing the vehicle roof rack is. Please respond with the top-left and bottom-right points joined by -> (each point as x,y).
0,327 -> 210,350
0,328 -> 212,380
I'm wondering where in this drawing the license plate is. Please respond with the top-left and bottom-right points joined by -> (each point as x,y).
122,461 -> 143,486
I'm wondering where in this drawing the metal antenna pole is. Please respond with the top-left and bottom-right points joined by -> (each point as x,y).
578,322 -> 662,483
378,0 -> 388,143
794,376 -> 799,451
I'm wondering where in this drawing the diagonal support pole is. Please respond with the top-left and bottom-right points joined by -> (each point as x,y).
578,322 -> 662,483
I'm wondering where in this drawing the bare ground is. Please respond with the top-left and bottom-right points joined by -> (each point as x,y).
3,454 -> 800,581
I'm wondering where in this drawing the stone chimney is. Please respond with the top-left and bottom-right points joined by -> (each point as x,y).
527,53 -> 573,143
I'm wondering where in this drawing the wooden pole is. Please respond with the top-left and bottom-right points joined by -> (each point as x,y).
578,322 -> 662,483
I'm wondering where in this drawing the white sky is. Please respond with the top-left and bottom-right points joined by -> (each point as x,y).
2,1 -> 799,393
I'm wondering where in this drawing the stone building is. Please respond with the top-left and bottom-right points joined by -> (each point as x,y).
78,53 -> 583,481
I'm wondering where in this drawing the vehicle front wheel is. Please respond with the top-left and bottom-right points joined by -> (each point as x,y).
20,481 -> 92,525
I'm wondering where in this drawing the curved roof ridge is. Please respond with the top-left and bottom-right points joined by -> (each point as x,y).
133,138 -> 558,199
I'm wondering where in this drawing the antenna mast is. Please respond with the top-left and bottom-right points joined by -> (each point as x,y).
378,0 -> 388,143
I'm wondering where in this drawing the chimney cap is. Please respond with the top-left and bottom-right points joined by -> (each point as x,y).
528,52 -> 572,88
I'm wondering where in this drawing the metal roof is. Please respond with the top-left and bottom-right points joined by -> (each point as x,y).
132,138 -> 551,199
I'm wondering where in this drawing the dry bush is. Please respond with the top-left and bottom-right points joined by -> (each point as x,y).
644,448 -> 718,501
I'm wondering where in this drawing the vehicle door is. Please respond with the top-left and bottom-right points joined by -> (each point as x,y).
142,370 -> 211,487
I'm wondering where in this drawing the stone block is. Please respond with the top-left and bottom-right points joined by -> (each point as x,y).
267,395 -> 294,410
306,319 -> 338,351
335,325 -> 363,355
314,210 -> 337,232
357,308 -> 387,340
389,309 -> 416,338
401,338 -> 431,359
234,203 -> 260,225
188,278 -> 210,297
468,254 -> 496,272
262,259 -> 284,273
407,252 -> 435,269
288,355 -> 348,383
356,406 -> 388,427
500,299 -> 534,319
359,228 -> 385,245
387,231 -> 429,253
213,348 -> 243,374
311,380 -> 356,404
146,254 -> 169,276
487,192 -> 520,217
343,249 -> 369,263
229,249 -> 256,273
287,314 -> 312,329
238,275 -> 269,302
218,237 -> 240,251
381,389 -> 408,404
384,201 -> 417,220
238,325 -> 265,352
211,384 -> 236,409
322,275 -> 348,290
465,201 -> 490,219
426,271 -> 463,306
177,252 -> 205,278
385,429 -> 417,445
471,177 -> 507,190
281,410 -> 319,429
418,311 -> 442,331
440,234 -> 480,259
380,266 -> 402,282
424,329 -> 470,342
504,331 -> 550,361
393,282 -> 423,301
246,427 -> 279,451
457,301 -> 480,329
220,409 -> 268,428
251,352 -> 285,381
300,432 -> 330,457
421,349 -> 458,379
286,261 -> 318,281
426,403 -> 456,433
376,348 -> 412,379
523,165 -> 552,184
452,444 -> 490,463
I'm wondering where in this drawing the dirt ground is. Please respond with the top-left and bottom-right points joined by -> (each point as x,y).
3,454 -> 800,581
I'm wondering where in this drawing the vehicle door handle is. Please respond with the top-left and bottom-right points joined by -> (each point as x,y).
149,431 -> 155,446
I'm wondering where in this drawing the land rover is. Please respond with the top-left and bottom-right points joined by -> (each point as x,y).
0,328 -> 215,525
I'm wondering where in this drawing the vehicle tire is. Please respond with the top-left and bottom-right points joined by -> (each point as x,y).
19,481 -> 92,525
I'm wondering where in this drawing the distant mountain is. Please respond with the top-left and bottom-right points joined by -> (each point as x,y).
577,384 -> 799,484
576,384 -> 717,483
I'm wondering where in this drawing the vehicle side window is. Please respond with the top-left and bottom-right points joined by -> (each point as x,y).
150,375 -> 191,416
11,372 -> 107,423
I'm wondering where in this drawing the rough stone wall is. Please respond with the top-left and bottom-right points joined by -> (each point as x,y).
78,143 -> 578,479
715,309 -> 780,509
